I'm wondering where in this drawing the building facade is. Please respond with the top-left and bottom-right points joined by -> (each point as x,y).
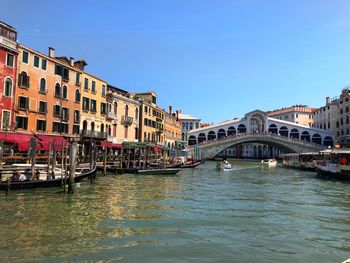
164,106 -> 182,148
15,46 -> 81,137
337,89 -> 350,146
106,85 -> 140,144
178,112 -> 201,142
0,21 -> 18,130
130,92 -> 165,144
313,96 -> 338,138
267,105 -> 316,127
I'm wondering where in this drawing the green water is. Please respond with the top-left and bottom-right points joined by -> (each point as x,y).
1,161 -> 350,263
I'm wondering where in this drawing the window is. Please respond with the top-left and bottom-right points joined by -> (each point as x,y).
102,85 -> 106,96
16,116 -> 28,129
38,101 -> 47,114
18,71 -> 30,88
62,67 -> 69,81
41,59 -> 47,70
62,85 -> 68,99
39,78 -> 46,93
61,123 -> 69,134
55,64 -> 62,76
55,83 -> 61,98
61,108 -> 69,121
55,64 -> 69,81
152,96 -> 156,104
84,78 -> 89,90
53,105 -> 61,117
73,125 -> 80,134
4,77 -> 12,97
82,97 -> 90,111
34,55 -> 39,68
144,106 -> 148,113
18,96 -> 29,110
90,99 -> 97,113
22,51 -> 28,64
36,120 -> 46,132
74,110 -> 80,123
6,53 -> 14,67
2,110 -> 10,130
52,122 -> 60,132
101,103 -> 106,115
75,89 -> 81,102
76,72 -> 81,85
92,81 -> 96,93
135,108 -> 139,120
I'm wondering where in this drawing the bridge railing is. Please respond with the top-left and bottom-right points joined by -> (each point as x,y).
189,132 -> 326,150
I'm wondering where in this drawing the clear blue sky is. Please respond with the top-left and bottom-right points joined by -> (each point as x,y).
2,0 -> 350,123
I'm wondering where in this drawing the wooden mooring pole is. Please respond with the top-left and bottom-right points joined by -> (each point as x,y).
68,140 -> 77,194
103,147 -> 107,176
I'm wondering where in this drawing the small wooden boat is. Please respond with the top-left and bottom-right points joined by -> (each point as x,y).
0,165 -> 96,190
261,159 -> 277,167
137,168 -> 181,175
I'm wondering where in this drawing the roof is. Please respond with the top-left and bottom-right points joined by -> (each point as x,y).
178,113 -> 201,121
107,84 -> 129,94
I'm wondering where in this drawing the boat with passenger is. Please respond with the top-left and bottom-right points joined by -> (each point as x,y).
0,163 -> 96,190
313,149 -> 350,180
216,160 -> 232,171
261,159 -> 277,167
283,152 -> 319,171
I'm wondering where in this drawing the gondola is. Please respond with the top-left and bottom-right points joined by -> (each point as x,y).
179,160 -> 204,168
0,165 -> 96,190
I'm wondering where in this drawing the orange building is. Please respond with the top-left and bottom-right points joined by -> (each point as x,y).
15,45 -> 81,137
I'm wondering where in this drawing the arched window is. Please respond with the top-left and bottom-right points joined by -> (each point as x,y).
62,85 -> 68,99
91,122 -> 95,131
102,85 -> 106,97
75,89 -> 81,102
4,77 -> 12,97
268,124 -> 278,134
114,102 -> 118,115
340,108 -> 344,114
39,78 -> 46,93
55,83 -> 61,98
101,123 -> 104,133
346,107 -> 349,113
135,108 -> 139,120
83,120 -> 87,130
217,129 -> 226,139
125,105 -> 129,117
18,71 -> 29,88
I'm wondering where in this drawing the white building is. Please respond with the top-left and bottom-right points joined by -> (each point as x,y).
313,96 -> 338,138
178,112 -> 201,142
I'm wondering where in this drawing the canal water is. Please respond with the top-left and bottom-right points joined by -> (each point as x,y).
1,160 -> 350,263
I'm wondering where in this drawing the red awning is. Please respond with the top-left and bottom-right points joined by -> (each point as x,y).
36,135 -> 69,151
151,146 -> 163,153
0,132 -> 69,152
101,140 -> 122,149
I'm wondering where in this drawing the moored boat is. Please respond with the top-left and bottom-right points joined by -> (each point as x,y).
283,152 -> 318,171
0,164 -> 96,190
137,168 -> 181,175
180,159 -> 205,168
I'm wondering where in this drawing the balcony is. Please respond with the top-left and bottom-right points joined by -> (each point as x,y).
106,111 -> 117,120
81,129 -> 107,140
0,36 -> 17,51
107,135 -> 114,142
121,116 -> 133,126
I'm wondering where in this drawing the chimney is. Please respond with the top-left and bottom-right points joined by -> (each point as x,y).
169,106 -> 173,115
176,110 -> 179,120
326,97 -> 330,105
48,47 -> 55,58
70,57 -> 74,67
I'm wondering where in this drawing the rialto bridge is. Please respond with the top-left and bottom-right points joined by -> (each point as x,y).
187,110 -> 335,159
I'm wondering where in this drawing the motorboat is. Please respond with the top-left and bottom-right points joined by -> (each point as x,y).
261,159 -> 278,167
217,160 -> 232,170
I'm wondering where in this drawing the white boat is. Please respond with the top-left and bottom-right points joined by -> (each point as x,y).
313,148 -> 350,180
261,159 -> 277,167
217,160 -> 232,170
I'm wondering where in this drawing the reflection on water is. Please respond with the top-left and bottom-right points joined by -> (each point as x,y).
1,161 -> 350,262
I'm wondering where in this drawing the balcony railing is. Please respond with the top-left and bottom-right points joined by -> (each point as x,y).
107,135 -> 114,142
121,116 -> 133,126
81,129 -> 107,139
106,111 -> 117,120
0,36 -> 17,51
